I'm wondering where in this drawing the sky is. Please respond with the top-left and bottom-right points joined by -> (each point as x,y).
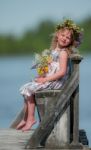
0,0 -> 91,36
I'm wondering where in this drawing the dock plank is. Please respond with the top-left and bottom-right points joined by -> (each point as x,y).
0,129 -> 33,150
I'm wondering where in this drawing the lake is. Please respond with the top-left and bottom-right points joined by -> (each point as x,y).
0,55 -> 91,146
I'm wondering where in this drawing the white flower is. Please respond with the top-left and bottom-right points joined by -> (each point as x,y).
34,53 -> 41,63
42,49 -> 51,56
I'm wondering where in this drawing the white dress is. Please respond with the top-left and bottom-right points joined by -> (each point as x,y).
20,49 -> 69,99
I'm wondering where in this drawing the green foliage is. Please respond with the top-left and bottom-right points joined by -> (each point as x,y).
0,18 -> 91,55
79,18 -> 91,54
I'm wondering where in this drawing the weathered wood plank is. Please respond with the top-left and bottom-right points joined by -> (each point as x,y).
71,86 -> 79,144
25,66 -> 79,149
69,53 -> 83,61
35,90 -> 61,98
70,56 -> 80,145
0,129 -> 89,150
0,129 -> 34,150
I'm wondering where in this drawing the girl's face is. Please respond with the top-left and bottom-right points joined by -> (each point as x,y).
57,29 -> 72,48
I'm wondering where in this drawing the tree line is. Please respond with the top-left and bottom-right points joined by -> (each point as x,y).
0,18 -> 91,56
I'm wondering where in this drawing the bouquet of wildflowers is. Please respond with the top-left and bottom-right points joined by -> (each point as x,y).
31,49 -> 52,77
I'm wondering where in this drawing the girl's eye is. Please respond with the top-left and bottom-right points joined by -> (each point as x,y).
60,33 -> 71,40
67,37 -> 71,40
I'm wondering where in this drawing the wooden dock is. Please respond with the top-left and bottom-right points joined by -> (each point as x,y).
0,129 -> 90,150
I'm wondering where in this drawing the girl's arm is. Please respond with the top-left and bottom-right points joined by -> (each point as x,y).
46,50 -> 68,82
35,50 -> 68,83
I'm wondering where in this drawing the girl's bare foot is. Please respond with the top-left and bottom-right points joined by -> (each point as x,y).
16,120 -> 26,130
22,120 -> 36,132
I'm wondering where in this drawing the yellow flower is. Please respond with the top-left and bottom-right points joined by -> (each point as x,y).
44,66 -> 48,73
37,65 -> 49,76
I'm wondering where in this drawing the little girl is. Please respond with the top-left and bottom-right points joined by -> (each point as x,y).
16,19 -> 83,131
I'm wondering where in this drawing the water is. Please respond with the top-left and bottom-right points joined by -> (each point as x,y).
0,55 -> 91,146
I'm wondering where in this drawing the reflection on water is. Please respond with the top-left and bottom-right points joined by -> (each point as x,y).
0,55 -> 91,145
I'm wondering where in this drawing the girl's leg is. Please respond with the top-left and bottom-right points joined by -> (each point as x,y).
22,95 -> 36,131
16,99 -> 28,129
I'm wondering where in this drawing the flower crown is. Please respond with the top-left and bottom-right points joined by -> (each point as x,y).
56,19 -> 84,47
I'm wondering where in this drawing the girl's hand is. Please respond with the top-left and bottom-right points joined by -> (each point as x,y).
35,77 -> 47,83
